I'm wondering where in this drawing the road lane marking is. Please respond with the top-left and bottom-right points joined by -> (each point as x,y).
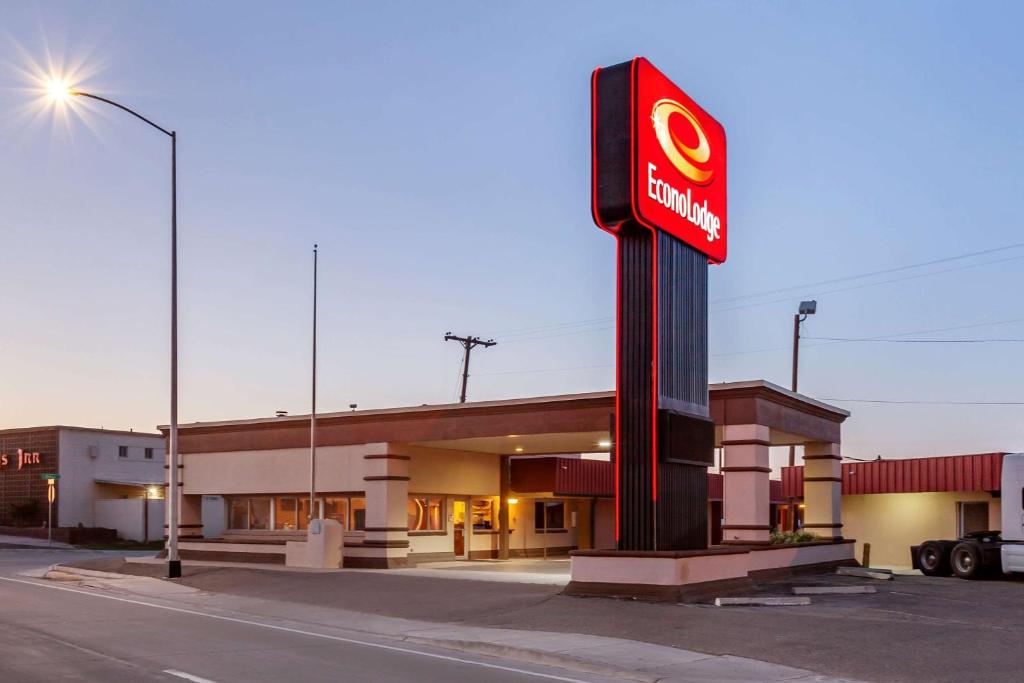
164,670 -> 220,683
0,576 -> 594,683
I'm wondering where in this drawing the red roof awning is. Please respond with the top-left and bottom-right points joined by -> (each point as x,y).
782,452 -> 1005,499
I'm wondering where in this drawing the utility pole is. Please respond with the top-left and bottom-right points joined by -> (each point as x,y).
444,333 -> 496,403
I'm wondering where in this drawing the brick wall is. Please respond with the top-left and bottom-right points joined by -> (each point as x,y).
0,429 -> 59,526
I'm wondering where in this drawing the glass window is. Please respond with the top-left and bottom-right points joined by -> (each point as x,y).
118,446 -> 128,458
351,497 -> 366,531
248,498 -> 270,530
534,501 -> 565,530
144,448 -> 154,460
297,497 -> 312,531
408,497 -> 445,531
275,498 -> 298,530
472,499 -> 494,530
324,497 -> 349,528
229,499 -> 248,530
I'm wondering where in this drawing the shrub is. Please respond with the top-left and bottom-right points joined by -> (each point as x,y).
770,529 -> 819,545
9,499 -> 41,526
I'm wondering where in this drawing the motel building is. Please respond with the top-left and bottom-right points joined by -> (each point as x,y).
164,380 -> 845,568
782,452 -> 1008,568
0,426 -> 166,543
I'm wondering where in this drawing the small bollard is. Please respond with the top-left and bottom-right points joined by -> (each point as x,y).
862,542 -> 871,568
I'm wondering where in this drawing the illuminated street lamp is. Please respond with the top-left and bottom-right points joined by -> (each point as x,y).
44,78 -> 183,578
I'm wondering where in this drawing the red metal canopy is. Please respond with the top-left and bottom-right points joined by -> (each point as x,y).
782,452 -> 1005,499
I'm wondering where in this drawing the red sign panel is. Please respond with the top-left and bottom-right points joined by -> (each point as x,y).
592,57 -> 727,263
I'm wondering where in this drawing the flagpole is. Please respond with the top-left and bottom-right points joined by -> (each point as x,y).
310,244 -> 318,522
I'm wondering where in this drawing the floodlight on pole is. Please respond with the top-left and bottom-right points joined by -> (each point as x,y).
787,299 -> 817,530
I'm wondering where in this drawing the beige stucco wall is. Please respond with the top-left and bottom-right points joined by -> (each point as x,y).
182,444 -> 383,495
841,491 -> 1002,568
399,444 -> 500,495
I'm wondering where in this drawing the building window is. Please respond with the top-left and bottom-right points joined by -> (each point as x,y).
274,497 -> 300,531
228,495 -> 365,532
229,499 -> 248,529
471,498 -> 494,530
248,498 -> 271,529
350,497 -> 366,531
118,446 -> 128,458
535,500 -> 565,530
229,498 -> 274,530
408,496 -> 445,531
144,448 -> 154,460
324,497 -> 348,528
323,496 -> 366,531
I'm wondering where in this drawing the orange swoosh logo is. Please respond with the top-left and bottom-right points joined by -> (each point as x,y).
651,98 -> 713,185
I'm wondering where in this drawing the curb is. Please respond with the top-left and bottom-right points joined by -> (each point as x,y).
47,564 -> 140,581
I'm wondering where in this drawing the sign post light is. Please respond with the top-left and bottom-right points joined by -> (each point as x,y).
42,473 -> 60,547
592,58 -> 727,551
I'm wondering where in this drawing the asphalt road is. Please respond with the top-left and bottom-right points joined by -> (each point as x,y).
0,549 -> 611,683
71,557 -> 1024,683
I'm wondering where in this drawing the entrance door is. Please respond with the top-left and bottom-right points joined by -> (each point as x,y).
453,500 -> 467,559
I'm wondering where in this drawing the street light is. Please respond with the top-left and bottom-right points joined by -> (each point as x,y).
787,300 -> 816,530
44,78 -> 183,579
791,300 -> 817,394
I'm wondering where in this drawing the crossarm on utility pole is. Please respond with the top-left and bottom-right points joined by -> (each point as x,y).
444,333 -> 497,403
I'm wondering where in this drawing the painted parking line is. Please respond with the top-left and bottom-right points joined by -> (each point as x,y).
0,576 -> 594,683
164,671 -> 220,683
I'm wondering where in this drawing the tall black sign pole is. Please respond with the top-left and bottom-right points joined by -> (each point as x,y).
592,58 -> 726,551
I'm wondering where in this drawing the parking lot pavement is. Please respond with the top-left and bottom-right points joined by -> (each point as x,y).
65,557 -> 1024,683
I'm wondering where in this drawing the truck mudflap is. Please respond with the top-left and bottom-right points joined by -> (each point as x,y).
910,545 -> 921,570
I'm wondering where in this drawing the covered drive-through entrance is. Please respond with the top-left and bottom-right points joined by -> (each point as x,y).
163,381 -> 847,570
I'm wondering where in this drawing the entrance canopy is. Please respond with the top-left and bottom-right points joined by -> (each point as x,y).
174,380 -> 846,457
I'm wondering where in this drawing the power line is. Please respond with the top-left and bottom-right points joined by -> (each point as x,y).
711,240 -> 1024,305
488,251 -> 1024,345
474,363 -> 612,377
806,337 -> 1024,344
713,252 -> 1024,314
817,398 -> 1024,406
494,317 -> 613,339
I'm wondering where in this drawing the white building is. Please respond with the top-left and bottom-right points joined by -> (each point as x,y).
0,426 -> 166,542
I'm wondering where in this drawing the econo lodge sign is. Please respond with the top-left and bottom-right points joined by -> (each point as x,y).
592,57 -> 727,263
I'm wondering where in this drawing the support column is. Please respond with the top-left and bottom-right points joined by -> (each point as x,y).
803,442 -> 843,539
721,424 -> 771,545
165,462 -> 202,540
498,455 -> 511,560
362,449 -> 410,568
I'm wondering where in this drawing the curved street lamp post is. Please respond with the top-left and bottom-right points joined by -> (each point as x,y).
57,87 -> 182,578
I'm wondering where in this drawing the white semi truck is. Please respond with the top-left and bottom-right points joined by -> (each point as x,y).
912,453 -> 1024,579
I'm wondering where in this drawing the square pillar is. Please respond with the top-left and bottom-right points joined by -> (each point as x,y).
498,455 -> 511,560
803,442 -> 842,539
362,451 -> 410,568
165,462 -> 203,540
721,424 -> 771,545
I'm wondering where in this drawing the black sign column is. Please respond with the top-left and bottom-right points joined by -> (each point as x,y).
592,58 -> 726,551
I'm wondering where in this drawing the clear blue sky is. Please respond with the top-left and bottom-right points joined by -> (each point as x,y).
2,1 -> 1022,462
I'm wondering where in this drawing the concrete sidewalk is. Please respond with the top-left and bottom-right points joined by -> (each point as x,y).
0,533 -> 75,549
43,562 -> 861,683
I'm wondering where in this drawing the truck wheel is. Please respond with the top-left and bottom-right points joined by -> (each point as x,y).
918,541 -> 952,576
951,542 -> 982,580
